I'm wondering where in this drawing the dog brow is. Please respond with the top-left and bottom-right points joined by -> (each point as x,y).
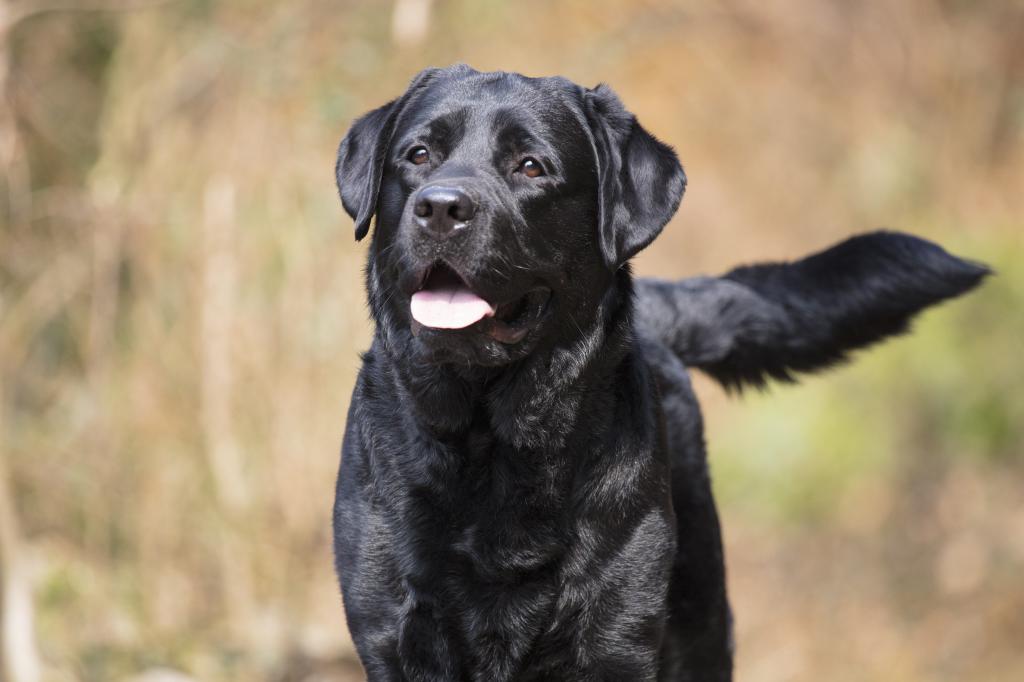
424,107 -> 469,148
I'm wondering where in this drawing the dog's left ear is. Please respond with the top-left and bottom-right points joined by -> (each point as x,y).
336,68 -> 441,241
584,84 -> 687,269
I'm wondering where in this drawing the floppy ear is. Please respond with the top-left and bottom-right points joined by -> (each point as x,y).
584,84 -> 687,269
336,101 -> 398,241
335,68 -> 441,241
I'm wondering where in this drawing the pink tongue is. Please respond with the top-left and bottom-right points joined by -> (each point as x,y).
411,286 -> 495,329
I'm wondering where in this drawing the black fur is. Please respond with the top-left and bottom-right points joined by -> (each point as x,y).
332,65 -> 987,681
637,231 -> 989,391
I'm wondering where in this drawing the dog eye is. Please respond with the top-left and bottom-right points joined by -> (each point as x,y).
518,157 -> 545,178
408,146 -> 430,165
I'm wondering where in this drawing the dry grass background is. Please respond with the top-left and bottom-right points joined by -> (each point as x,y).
1,1 -> 1022,681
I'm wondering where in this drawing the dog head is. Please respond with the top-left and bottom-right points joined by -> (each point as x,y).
336,65 -> 686,366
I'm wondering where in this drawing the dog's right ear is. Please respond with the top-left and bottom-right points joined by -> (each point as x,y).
335,68 -> 441,241
336,101 -> 399,241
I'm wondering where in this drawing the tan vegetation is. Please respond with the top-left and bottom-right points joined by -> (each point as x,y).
1,1 -> 1021,680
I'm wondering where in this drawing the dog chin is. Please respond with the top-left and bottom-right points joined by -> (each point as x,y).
409,325 -> 536,367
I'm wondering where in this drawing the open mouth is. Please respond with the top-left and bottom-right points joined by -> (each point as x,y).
409,262 -> 549,345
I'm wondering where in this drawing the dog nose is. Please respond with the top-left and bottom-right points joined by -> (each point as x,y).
413,186 -> 476,237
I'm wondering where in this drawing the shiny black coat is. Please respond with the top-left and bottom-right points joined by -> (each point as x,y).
332,65 -> 987,681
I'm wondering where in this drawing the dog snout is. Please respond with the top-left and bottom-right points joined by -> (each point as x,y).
413,185 -> 476,237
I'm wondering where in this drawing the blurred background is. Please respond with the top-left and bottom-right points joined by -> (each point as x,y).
1,0 -> 1022,680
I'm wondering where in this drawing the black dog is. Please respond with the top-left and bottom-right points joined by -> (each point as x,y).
332,65 -> 986,681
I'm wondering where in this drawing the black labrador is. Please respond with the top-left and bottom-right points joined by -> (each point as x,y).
332,65 -> 987,681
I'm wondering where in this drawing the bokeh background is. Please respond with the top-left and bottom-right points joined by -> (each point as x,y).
1,1 -> 1022,680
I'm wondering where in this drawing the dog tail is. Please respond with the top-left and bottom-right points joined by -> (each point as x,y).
635,230 -> 989,391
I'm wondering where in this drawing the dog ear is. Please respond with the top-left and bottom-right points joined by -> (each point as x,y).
584,84 -> 687,269
335,68 -> 442,241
